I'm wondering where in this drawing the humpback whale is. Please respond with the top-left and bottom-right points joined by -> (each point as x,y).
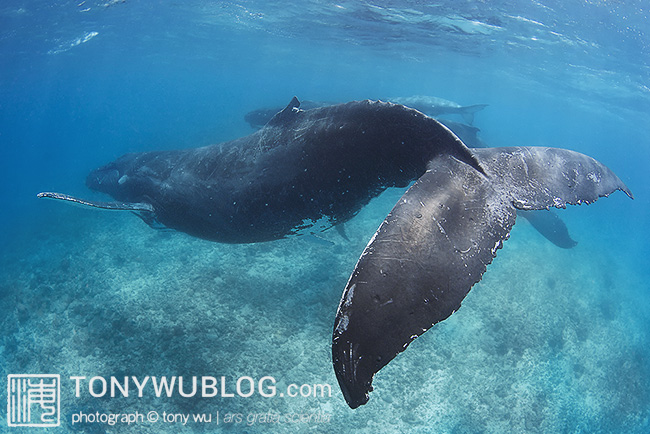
388,95 -> 487,124
244,100 -> 576,248
38,98 -> 632,408
243,96 -> 487,129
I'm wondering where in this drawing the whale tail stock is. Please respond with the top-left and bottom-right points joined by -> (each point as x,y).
332,146 -> 632,408
460,104 -> 488,124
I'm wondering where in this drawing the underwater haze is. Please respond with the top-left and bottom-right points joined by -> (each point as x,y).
1,0 -> 649,433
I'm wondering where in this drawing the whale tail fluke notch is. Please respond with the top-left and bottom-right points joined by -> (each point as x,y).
332,146 -> 632,408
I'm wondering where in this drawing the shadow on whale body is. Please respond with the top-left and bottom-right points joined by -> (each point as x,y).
38,97 -> 633,409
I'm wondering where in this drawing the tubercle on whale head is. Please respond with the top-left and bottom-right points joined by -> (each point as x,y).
85,153 -> 143,200
86,163 -> 122,195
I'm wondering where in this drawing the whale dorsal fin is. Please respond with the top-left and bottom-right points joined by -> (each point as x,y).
266,96 -> 301,126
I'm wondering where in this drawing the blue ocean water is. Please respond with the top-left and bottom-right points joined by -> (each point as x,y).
1,1 -> 649,433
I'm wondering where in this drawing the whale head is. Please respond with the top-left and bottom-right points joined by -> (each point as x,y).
85,155 -> 139,201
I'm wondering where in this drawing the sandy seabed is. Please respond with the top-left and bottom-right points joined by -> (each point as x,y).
1,190 -> 648,434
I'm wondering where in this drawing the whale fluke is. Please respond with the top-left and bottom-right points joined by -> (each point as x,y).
332,146 -> 632,408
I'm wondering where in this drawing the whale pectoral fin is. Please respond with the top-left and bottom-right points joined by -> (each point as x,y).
517,209 -> 577,248
38,191 -> 155,212
332,146 -> 633,408
335,223 -> 350,242
131,211 -> 173,231
38,191 -> 166,230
